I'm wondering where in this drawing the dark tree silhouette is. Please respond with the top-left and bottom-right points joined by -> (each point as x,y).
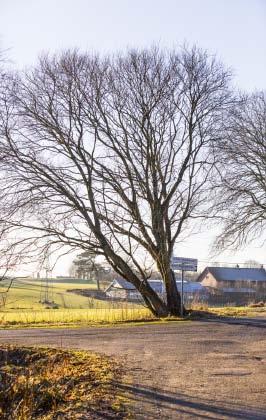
73,251 -> 105,289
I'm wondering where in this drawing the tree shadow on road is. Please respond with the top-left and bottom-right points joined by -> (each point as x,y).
113,381 -> 266,419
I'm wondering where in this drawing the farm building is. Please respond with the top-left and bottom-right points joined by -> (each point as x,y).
197,267 -> 266,304
105,279 -> 164,301
175,280 -> 209,302
105,278 -> 208,302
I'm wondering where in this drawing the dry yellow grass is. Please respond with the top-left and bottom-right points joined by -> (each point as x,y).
0,346 -> 127,419
0,306 -> 155,327
190,303 -> 266,318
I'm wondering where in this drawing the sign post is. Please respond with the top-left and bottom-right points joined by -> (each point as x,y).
181,269 -> 184,317
171,257 -> 198,317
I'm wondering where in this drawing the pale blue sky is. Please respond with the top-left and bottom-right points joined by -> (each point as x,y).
0,0 -> 265,272
1,0 -> 266,90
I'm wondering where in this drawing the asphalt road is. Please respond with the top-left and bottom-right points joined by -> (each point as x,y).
0,318 -> 265,419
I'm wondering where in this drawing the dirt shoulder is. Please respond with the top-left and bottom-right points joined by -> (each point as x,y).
0,318 -> 265,419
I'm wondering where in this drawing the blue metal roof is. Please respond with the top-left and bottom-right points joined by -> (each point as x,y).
112,279 -> 136,290
207,267 -> 266,282
109,278 -> 207,294
176,281 -> 207,293
112,279 -> 164,292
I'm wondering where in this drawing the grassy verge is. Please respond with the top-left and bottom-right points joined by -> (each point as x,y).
209,305 -> 266,317
0,303 -> 264,329
189,304 -> 266,318
0,307 -> 155,328
0,346 -> 127,419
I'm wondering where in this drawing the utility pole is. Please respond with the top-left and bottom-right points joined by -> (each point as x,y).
181,268 -> 184,317
40,246 -> 54,305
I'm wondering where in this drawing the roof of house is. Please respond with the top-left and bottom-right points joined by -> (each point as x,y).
106,279 -> 136,291
176,281 -> 207,293
198,267 -> 266,282
106,279 -> 208,294
106,278 -> 165,292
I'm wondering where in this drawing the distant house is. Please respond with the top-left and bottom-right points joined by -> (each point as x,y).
105,278 -> 208,302
176,281 -> 209,302
197,267 -> 266,303
105,279 -> 164,301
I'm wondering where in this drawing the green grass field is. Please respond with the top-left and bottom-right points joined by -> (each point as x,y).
0,277 -> 154,327
0,277 -> 99,310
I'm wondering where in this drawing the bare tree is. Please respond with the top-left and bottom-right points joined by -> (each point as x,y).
0,46 -> 233,316
244,260 -> 263,269
0,48 -> 18,285
73,251 -> 105,289
213,91 -> 266,249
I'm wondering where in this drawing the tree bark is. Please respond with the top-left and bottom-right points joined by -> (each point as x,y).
163,269 -> 182,316
155,246 -> 183,315
137,281 -> 169,317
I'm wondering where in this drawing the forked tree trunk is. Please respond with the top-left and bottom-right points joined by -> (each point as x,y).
103,245 -> 169,317
156,254 -> 183,316
135,270 -> 184,317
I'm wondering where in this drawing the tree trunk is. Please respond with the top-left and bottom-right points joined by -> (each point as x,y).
137,282 -> 169,317
156,254 -> 183,316
101,241 -> 169,317
96,273 -> 100,291
164,269 -> 182,316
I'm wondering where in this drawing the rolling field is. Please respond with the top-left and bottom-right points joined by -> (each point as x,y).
0,277 -> 98,310
0,277 -> 154,326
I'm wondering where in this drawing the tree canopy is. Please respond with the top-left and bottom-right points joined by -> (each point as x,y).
0,46 -> 236,316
